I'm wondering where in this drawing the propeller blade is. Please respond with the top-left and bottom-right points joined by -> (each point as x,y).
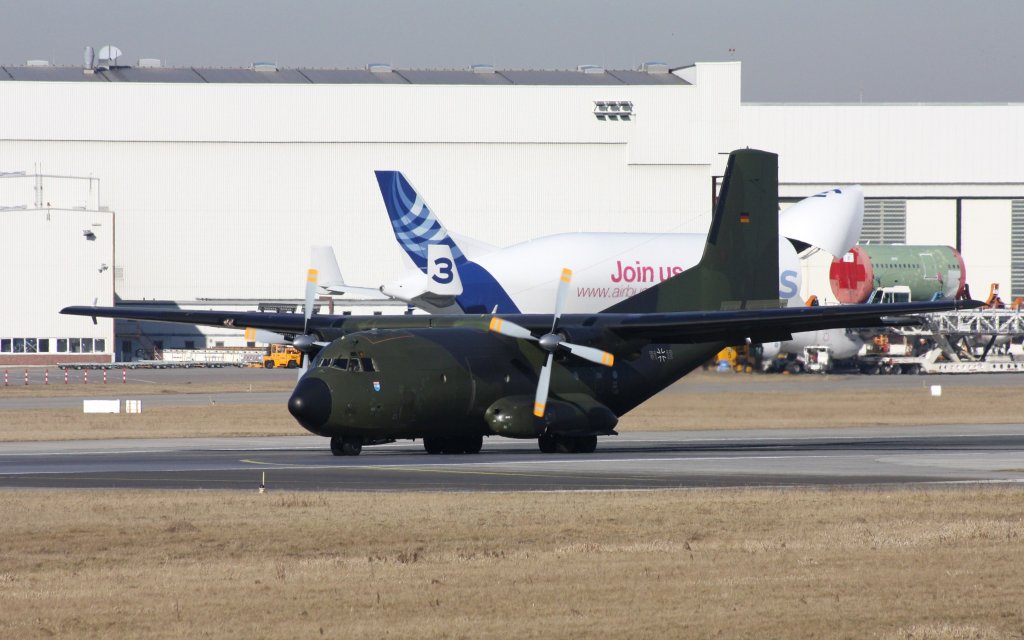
303,268 -> 319,333
488,317 -> 536,341
299,267 -> 319,379
533,352 -> 554,418
562,342 -> 615,367
550,268 -> 572,333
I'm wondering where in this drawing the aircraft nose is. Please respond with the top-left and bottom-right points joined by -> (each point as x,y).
288,377 -> 332,433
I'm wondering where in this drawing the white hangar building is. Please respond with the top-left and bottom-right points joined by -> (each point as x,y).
1,59 -> 1022,364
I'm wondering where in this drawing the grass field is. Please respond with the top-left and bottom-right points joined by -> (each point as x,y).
1,488 -> 1022,639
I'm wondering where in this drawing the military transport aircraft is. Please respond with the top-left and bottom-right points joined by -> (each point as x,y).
62,149 -> 979,456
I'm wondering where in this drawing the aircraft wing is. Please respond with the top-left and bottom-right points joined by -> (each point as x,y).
63,298 -> 982,348
604,299 -> 983,344
62,305 -> 316,336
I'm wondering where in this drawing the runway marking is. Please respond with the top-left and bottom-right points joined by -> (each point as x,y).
235,453 -> 885,472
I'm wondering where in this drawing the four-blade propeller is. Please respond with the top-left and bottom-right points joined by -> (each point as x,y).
292,267 -> 321,378
487,268 -> 614,417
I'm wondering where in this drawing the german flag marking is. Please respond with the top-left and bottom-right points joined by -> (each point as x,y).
489,317 -> 502,332
561,268 -> 573,282
739,213 -> 750,224
533,403 -> 546,417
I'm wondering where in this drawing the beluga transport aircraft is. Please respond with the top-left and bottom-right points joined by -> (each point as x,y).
320,171 -> 865,316
64,149 -> 974,456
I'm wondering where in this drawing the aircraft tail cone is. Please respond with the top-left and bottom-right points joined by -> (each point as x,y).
288,377 -> 332,434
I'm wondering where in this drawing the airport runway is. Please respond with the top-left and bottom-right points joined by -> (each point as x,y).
2,425 -> 1023,491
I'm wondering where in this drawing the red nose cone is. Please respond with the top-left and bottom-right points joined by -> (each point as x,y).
830,246 -> 875,304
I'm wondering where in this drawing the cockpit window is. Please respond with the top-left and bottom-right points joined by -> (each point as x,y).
323,356 -> 378,372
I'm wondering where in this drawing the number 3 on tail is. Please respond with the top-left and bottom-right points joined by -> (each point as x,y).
432,257 -> 454,284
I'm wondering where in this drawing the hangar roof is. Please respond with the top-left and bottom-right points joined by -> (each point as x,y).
0,64 -> 689,86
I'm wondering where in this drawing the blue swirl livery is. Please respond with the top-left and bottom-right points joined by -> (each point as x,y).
375,171 -> 520,313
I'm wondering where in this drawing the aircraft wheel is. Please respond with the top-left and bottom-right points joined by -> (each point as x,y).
330,436 -> 362,456
462,434 -> 483,454
439,438 -> 462,454
423,437 -> 444,454
575,435 -> 597,454
554,436 -> 575,454
538,434 -> 557,454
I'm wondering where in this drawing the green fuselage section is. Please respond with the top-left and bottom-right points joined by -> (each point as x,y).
292,327 -> 721,440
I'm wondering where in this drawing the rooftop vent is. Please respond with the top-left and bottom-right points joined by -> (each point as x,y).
367,63 -> 392,73
470,64 -> 495,74
640,62 -> 669,74
97,45 -> 122,65
577,64 -> 604,74
251,62 -> 278,72
138,58 -> 162,68
26,60 -> 50,67
594,101 -> 634,122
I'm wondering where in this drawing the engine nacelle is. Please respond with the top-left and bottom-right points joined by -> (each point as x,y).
485,394 -> 618,438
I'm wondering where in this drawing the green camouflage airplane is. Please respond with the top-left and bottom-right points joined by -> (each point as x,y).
63,149 -> 980,456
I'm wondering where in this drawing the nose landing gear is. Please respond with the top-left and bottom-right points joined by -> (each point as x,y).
330,436 -> 363,456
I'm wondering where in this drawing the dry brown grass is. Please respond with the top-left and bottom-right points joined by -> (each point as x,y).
0,405 -> 293,441
620,385 -> 1024,430
0,380 -> 293,398
1,488 -> 1022,639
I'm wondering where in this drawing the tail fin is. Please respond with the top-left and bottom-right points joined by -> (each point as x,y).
310,245 -> 345,289
375,171 -> 467,271
606,148 -> 780,313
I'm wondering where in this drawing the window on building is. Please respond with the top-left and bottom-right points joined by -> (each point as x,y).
24,339 -> 37,353
70,338 -> 81,353
38,339 -> 50,353
82,338 -> 94,353
95,339 -> 105,353
13,338 -> 24,353
1012,201 -> 1024,300
57,339 -> 68,353
1,339 -> 10,352
860,200 -> 906,244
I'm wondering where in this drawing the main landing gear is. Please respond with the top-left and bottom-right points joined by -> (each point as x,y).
422,434 -> 484,455
330,435 -> 363,456
538,433 -> 597,454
